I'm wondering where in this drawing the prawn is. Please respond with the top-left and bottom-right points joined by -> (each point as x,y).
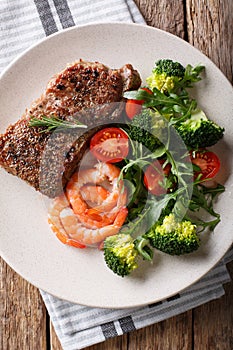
66,162 -> 127,228
74,183 -> 128,229
48,194 -> 86,248
80,185 -> 110,206
60,207 -> 128,245
66,163 -> 123,214
48,161 -> 128,247
48,194 -> 69,235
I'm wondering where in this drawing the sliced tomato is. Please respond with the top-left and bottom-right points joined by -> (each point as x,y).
125,87 -> 153,119
144,159 -> 172,195
90,127 -> 129,163
190,150 -> 220,180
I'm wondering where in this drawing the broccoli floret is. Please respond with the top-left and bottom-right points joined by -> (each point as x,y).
146,59 -> 185,93
104,233 -> 153,277
176,110 -> 224,149
153,59 -> 185,77
104,234 -> 139,277
127,108 -> 166,151
146,213 -> 200,255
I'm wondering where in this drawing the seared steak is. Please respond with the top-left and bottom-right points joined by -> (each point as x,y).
0,60 -> 141,197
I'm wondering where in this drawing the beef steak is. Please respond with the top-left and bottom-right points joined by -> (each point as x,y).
0,60 -> 141,197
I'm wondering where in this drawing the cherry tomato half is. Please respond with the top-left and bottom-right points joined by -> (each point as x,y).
125,87 -> 153,119
144,159 -> 172,195
190,150 -> 221,180
125,99 -> 143,119
90,127 -> 129,163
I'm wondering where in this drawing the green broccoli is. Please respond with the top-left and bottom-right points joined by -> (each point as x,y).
146,59 -> 185,93
146,213 -> 200,255
104,233 -> 153,277
175,109 -> 224,148
146,59 -> 204,94
154,59 -> 186,77
104,234 -> 139,277
127,108 -> 166,151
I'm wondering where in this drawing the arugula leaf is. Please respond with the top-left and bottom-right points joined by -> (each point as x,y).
180,64 -> 205,89
187,183 -> 225,231
124,88 -> 197,123
123,164 -> 148,221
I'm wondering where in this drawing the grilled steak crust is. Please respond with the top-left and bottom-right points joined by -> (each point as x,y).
0,60 -> 141,197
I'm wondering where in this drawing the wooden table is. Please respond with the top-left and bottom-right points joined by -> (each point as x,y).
1,1 -> 233,349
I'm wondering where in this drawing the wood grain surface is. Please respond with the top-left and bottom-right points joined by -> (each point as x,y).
1,0 -> 232,349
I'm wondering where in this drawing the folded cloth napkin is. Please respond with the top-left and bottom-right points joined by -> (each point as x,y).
0,1 -> 232,350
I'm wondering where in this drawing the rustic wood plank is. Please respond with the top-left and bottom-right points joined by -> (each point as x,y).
0,257 -> 47,350
135,0 -> 185,38
2,1 -> 232,350
186,0 -> 233,349
193,260 -> 233,350
186,0 -> 233,81
128,311 -> 193,350
84,333 -> 128,350
50,322 -> 64,350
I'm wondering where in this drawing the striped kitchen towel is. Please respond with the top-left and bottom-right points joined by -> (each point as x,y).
0,1 -> 232,350
0,0 -> 145,72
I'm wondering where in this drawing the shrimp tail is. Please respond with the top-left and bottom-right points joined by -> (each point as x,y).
113,207 -> 128,227
48,218 -> 86,249
56,231 -> 86,249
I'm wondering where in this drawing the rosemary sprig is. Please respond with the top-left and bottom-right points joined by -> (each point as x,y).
29,115 -> 87,132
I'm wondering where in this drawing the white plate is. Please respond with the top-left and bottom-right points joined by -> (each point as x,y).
0,23 -> 233,308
